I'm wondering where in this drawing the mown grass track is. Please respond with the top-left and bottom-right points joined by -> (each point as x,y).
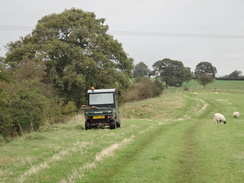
81,121 -> 186,183
81,93 -> 211,183
81,92 -> 244,183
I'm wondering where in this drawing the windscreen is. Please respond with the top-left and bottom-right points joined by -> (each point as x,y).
89,93 -> 114,105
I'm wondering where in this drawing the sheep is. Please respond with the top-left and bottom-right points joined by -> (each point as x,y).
193,92 -> 198,96
233,112 -> 240,118
213,113 -> 226,124
214,92 -> 218,95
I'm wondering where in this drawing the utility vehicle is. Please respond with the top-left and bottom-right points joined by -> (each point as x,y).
83,88 -> 121,130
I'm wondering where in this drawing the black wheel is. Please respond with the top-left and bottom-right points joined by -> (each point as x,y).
110,120 -> 117,129
117,121 -> 121,128
85,120 -> 91,130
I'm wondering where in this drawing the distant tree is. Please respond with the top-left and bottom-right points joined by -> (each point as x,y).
197,74 -> 214,89
153,58 -> 190,87
194,61 -> 217,78
133,62 -> 150,78
229,70 -> 242,78
4,8 -> 134,107
183,67 -> 193,83
194,62 -> 217,89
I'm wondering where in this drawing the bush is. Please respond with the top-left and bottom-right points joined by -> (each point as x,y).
153,79 -> 164,96
61,101 -> 77,115
183,86 -> 189,92
125,77 -> 164,102
0,60 -> 64,137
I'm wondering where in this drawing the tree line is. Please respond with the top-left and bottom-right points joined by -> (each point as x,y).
217,70 -> 244,80
133,60 -> 219,89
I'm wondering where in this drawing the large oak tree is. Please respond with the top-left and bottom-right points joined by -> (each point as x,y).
4,8 -> 134,106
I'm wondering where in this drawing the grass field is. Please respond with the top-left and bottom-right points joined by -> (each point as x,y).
0,80 -> 244,183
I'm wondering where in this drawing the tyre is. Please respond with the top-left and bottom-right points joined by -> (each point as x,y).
110,120 -> 117,129
85,120 -> 91,130
117,121 -> 121,128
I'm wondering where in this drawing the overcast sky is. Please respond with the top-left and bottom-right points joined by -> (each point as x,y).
1,0 -> 244,76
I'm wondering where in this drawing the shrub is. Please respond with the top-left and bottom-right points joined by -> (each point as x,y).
153,79 -> 164,96
183,86 -> 189,92
125,77 -> 164,102
61,101 -> 77,115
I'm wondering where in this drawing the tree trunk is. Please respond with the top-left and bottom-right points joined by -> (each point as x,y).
30,121 -> 35,132
18,123 -> 24,136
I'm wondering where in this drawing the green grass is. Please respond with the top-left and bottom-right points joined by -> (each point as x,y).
0,80 -> 244,183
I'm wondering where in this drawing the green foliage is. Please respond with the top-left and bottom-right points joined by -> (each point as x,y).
194,61 -> 217,78
61,101 -> 77,115
0,60 -> 62,137
228,70 -> 242,78
153,58 -> 192,87
133,62 -> 150,78
197,74 -> 214,89
124,77 -> 164,102
183,67 -> 193,83
0,63 -> 10,87
4,8 -> 133,107
194,62 -> 216,89
153,78 -> 164,96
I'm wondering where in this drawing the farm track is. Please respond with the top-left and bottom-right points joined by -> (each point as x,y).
175,119 -> 202,182
81,94 -> 211,183
81,122 -> 179,183
174,95 -> 217,182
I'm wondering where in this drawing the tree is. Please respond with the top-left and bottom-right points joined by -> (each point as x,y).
153,58 -> 190,87
229,70 -> 242,78
183,67 -> 193,83
4,8 -> 134,107
194,61 -> 217,78
197,74 -> 214,89
133,62 -> 150,78
0,58 -> 8,82
194,62 -> 217,89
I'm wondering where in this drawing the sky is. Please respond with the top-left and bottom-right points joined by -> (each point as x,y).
0,0 -> 244,76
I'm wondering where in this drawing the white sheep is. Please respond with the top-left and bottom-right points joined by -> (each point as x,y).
193,92 -> 198,96
233,112 -> 240,118
214,92 -> 218,95
213,113 -> 226,124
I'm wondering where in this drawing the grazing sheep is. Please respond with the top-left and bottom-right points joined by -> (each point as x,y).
214,92 -> 218,95
193,92 -> 198,96
213,113 -> 226,124
233,112 -> 240,118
